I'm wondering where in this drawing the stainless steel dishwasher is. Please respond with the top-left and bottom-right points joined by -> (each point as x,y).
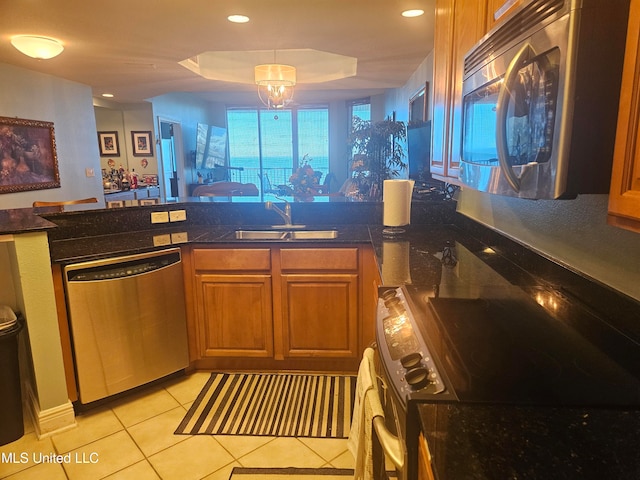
64,248 -> 189,404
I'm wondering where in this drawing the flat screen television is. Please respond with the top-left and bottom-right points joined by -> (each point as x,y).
407,121 -> 431,181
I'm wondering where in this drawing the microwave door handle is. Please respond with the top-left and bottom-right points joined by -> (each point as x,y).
496,43 -> 533,193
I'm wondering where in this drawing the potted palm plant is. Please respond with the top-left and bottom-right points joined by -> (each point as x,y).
347,115 -> 407,200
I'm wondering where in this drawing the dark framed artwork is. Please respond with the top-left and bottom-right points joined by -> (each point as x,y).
98,131 -> 120,156
409,82 -> 429,124
0,116 -> 61,194
131,131 -> 153,156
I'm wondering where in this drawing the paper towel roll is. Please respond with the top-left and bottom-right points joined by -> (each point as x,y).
383,179 -> 415,227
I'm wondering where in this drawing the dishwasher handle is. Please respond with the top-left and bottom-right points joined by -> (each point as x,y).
65,248 -> 181,282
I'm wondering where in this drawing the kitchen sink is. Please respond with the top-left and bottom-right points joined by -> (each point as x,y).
289,230 -> 338,239
234,230 -> 289,240
234,229 -> 338,240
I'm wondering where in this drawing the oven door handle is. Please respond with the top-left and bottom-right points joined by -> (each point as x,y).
372,415 -> 404,470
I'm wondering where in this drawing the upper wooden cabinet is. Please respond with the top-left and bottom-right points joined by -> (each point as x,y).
431,0 -> 488,184
608,0 -> 640,233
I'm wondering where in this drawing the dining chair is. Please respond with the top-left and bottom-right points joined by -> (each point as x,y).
32,197 -> 98,207
32,197 -> 99,212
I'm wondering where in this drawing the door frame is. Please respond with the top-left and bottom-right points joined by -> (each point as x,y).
156,116 -> 186,200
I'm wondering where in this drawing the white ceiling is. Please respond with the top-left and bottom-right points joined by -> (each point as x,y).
0,0 -> 435,104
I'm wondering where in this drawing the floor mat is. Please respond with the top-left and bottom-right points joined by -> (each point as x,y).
175,372 -> 356,438
229,467 -> 354,479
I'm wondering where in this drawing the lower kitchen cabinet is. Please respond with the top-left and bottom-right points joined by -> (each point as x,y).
186,243 -> 376,372
418,433 -> 436,480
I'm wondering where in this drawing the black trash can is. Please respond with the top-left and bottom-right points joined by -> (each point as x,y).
0,312 -> 24,446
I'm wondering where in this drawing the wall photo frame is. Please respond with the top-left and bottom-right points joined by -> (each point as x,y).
0,116 -> 61,194
132,131 -> 153,157
98,131 -> 120,156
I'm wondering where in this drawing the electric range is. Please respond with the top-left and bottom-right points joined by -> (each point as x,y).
376,240 -> 640,409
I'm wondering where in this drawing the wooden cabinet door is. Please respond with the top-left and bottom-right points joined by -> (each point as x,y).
280,274 -> 358,359
431,0 -> 488,183
195,273 -> 273,357
608,0 -> 640,233
431,0 -> 455,179
448,0 -> 488,180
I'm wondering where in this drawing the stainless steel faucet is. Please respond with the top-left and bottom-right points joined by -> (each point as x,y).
265,200 -> 292,226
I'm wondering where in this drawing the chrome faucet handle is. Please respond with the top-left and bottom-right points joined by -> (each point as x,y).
265,200 -> 292,226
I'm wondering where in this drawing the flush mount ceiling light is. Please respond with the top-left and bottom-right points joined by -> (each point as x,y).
254,63 -> 296,109
10,35 -> 64,59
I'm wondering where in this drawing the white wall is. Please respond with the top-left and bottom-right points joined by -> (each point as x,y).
0,63 -> 104,209
150,92 -> 220,188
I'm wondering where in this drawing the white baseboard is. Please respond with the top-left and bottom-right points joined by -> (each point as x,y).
25,382 -> 76,439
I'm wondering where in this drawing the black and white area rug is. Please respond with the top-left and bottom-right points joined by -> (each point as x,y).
175,373 -> 356,438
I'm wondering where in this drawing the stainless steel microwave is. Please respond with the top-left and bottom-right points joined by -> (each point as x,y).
459,0 -> 630,199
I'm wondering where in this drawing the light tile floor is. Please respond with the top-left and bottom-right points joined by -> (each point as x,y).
0,372 -> 355,480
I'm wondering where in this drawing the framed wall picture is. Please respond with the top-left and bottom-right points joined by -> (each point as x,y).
98,131 -> 120,156
0,116 -> 61,194
131,131 -> 153,156
409,82 -> 429,124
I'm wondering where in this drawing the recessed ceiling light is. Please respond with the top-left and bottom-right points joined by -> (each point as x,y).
228,14 -> 250,23
402,9 -> 425,17
102,93 -> 114,98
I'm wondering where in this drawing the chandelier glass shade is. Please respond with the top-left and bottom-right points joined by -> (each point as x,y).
11,35 -> 64,59
255,64 -> 296,109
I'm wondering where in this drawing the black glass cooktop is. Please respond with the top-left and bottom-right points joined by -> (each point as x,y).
415,292 -> 640,406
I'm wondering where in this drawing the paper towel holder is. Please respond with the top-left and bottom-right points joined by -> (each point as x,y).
383,179 -> 414,236
383,225 -> 407,236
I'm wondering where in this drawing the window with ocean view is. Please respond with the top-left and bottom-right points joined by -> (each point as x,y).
226,106 -> 329,195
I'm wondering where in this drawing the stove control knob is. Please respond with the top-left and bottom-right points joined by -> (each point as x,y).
400,352 -> 423,369
405,367 -> 430,390
380,289 -> 398,301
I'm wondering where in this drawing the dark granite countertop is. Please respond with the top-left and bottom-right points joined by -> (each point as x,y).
418,403 -> 640,480
0,208 -> 57,235
47,223 -> 373,263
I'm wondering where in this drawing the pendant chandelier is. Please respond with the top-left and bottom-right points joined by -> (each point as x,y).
254,63 -> 296,109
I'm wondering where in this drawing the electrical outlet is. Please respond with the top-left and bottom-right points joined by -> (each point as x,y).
151,211 -> 169,223
85,168 -> 95,177
171,232 -> 188,243
153,234 -> 171,246
169,210 -> 187,222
